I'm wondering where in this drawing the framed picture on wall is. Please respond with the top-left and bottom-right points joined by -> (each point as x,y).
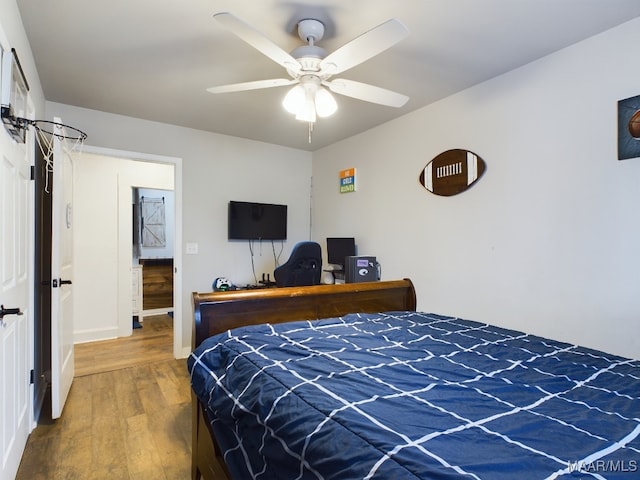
617,94 -> 640,160
140,196 -> 166,247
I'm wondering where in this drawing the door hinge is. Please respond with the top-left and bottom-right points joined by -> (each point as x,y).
30,369 -> 35,384
30,165 -> 35,181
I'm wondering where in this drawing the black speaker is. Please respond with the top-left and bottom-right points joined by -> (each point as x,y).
345,256 -> 379,283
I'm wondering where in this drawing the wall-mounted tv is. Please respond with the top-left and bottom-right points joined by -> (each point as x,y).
228,201 -> 287,240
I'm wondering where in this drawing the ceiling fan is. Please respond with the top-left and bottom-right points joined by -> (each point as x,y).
207,12 -> 410,135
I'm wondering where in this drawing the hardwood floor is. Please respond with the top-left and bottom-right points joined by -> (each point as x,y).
75,314 -> 175,377
16,315 -> 192,480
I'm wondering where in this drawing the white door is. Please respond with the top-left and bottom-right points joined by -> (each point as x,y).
0,104 -> 32,478
50,119 -> 75,418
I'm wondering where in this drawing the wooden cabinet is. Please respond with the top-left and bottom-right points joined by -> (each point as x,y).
139,258 -> 174,310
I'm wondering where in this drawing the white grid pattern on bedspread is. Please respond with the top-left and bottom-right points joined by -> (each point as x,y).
189,312 -> 640,479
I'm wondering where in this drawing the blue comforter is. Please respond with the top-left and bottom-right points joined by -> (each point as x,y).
188,311 -> 640,479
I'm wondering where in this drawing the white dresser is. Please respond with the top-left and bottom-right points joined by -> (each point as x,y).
132,265 -> 143,317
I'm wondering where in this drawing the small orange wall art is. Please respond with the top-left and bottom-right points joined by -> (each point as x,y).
339,168 -> 356,193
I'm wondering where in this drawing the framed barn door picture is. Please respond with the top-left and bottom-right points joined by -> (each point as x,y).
140,196 -> 166,247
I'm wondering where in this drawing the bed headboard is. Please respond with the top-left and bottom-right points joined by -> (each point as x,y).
192,279 -> 416,348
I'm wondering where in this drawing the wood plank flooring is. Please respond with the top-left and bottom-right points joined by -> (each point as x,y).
16,315 -> 192,480
74,314 -> 175,377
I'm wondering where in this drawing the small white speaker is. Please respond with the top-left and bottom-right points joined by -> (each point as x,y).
322,271 -> 335,284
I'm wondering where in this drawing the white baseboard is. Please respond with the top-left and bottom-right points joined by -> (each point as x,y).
141,307 -> 174,317
74,326 -> 119,344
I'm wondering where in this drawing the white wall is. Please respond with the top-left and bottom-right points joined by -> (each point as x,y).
312,18 -> 640,360
46,103 -> 313,351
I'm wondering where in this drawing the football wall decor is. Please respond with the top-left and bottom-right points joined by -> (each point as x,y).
419,149 -> 486,196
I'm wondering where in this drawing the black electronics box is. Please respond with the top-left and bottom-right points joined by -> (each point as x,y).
345,256 -> 378,283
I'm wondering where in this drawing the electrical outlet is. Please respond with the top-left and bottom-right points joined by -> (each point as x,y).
186,243 -> 198,254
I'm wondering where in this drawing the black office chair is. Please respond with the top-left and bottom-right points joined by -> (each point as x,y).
274,241 -> 322,287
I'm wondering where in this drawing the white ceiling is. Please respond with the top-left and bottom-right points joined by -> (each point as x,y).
16,0 -> 640,151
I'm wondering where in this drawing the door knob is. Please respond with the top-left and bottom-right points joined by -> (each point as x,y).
0,305 -> 23,327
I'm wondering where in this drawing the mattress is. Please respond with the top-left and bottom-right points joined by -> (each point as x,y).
188,311 -> 640,479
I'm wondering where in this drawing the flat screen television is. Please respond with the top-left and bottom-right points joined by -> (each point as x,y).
228,201 -> 287,240
326,237 -> 356,267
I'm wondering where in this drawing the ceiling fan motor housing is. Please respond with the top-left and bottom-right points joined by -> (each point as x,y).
297,19 -> 325,43
290,19 -> 328,70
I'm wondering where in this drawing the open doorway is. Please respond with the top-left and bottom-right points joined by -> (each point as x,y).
132,187 -> 174,335
71,147 -> 183,363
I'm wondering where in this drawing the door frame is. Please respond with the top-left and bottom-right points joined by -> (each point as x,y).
79,145 -> 184,358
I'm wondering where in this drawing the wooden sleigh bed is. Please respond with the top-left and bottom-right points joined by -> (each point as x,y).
190,279 -> 417,479
188,279 -> 640,480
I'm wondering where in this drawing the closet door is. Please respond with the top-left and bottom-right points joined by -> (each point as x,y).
0,62 -> 31,480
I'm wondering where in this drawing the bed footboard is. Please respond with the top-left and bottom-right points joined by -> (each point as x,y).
192,279 -> 416,349
190,279 -> 417,479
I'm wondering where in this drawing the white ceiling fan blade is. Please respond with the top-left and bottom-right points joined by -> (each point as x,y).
326,79 -> 409,108
319,19 -> 409,75
214,12 -> 300,73
207,79 -> 297,94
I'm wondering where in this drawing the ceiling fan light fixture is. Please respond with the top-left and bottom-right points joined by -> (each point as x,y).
297,79 -> 320,123
282,85 -> 305,114
295,95 -> 317,123
283,76 -> 335,122
315,88 -> 337,117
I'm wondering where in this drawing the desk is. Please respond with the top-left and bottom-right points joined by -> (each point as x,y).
234,282 -> 277,290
